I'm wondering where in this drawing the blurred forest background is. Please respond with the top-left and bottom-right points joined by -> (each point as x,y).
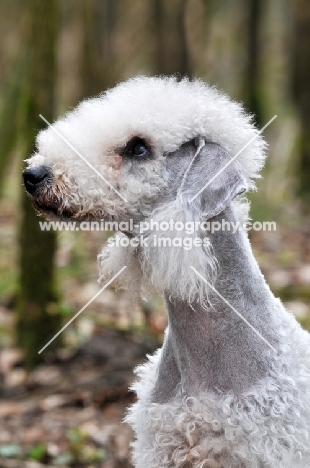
0,0 -> 309,467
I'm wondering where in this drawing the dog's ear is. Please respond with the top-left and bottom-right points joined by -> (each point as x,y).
168,140 -> 248,219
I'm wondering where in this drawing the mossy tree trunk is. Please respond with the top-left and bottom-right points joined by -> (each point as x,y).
17,0 -> 61,368
292,0 -> 310,210
152,0 -> 191,78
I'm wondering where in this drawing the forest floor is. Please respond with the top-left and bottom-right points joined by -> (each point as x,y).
0,327 -> 159,468
0,199 -> 310,467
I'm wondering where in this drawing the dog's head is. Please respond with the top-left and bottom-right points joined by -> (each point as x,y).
23,76 -> 265,227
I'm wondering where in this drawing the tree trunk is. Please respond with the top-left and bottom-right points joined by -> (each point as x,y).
244,0 -> 264,125
152,0 -> 191,77
17,0 -> 61,368
292,0 -> 310,209
0,49 -> 27,195
80,0 -> 120,98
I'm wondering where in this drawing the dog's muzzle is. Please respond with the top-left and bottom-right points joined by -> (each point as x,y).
23,166 -> 50,195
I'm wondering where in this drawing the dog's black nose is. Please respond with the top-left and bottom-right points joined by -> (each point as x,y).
23,166 -> 49,194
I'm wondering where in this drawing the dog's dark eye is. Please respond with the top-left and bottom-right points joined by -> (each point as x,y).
132,142 -> 147,156
119,137 -> 151,161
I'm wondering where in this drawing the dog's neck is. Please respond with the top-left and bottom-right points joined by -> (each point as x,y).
152,204 -> 280,403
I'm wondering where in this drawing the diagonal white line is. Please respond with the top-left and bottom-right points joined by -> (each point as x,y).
39,114 -> 128,203
38,266 -> 127,354
190,266 -> 277,353
189,115 -> 277,203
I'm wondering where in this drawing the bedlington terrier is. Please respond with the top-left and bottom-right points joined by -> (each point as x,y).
23,76 -> 310,468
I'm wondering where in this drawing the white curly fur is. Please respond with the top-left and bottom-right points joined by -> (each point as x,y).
98,195 -> 219,305
28,76 -> 265,216
24,76 -> 310,468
